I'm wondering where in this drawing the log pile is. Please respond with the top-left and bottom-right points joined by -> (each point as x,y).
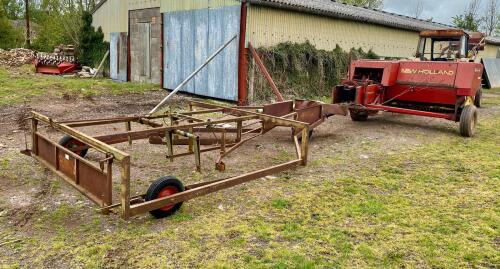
0,48 -> 36,67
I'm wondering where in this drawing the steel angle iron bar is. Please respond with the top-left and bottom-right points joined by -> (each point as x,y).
149,34 -> 238,115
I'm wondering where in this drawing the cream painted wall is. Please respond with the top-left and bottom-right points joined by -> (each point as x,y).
247,5 -> 420,58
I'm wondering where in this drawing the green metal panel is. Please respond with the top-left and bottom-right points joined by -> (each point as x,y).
161,0 -> 239,13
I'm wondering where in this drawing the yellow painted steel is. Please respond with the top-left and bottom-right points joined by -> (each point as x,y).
161,0 -> 239,13
92,0 -> 160,41
481,44 -> 500,59
247,6 -> 423,58
128,0 -> 160,10
92,0 -> 129,41
464,96 -> 474,106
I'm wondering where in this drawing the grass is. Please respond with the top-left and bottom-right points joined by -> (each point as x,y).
3,109 -> 498,268
0,74 -> 499,268
0,65 -> 160,106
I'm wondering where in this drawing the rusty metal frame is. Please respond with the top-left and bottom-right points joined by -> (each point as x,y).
22,99 -> 347,220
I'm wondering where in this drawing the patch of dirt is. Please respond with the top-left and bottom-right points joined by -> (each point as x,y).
0,86 -> 498,268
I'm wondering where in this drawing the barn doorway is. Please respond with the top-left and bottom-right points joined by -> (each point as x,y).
129,8 -> 161,84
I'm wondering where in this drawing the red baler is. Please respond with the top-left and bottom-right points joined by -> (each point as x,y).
334,30 -> 485,137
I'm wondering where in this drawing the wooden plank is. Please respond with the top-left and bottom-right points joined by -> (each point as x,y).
120,156 -> 131,220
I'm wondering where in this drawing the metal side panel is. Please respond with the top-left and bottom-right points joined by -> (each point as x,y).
180,8 -> 196,94
110,32 -> 128,82
482,58 -> 500,89
193,4 -> 210,97
163,3 -> 240,101
34,133 -> 112,207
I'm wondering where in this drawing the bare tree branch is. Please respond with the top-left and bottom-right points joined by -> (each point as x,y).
414,0 -> 424,19
483,0 -> 499,35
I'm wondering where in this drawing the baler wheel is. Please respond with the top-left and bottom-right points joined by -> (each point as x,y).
350,111 -> 368,122
145,176 -> 185,218
474,89 -> 482,108
59,135 -> 88,158
459,105 -> 478,137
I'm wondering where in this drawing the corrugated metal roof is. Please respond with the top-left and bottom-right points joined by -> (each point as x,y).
92,0 -> 108,14
482,58 -> 500,88
92,0 -> 500,46
247,0 -> 500,45
486,36 -> 500,46
247,0 -> 453,31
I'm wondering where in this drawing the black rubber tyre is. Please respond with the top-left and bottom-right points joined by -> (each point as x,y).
59,135 -> 88,158
145,176 -> 185,219
350,111 -> 368,122
474,89 -> 482,108
459,105 -> 478,137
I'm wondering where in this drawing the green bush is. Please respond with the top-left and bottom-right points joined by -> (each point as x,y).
78,11 -> 108,67
251,41 -> 378,101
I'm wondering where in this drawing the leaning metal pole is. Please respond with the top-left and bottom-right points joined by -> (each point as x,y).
148,34 -> 238,115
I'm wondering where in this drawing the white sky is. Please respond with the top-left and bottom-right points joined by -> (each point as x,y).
383,0 -> 470,25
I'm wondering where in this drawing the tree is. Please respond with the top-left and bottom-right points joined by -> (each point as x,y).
78,11 -> 108,67
483,0 -> 499,36
413,0 -> 424,19
0,0 -> 22,20
0,4 -> 23,49
496,19 -> 500,36
341,0 -> 383,9
452,0 -> 483,31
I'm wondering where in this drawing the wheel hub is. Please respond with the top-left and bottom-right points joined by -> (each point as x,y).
157,186 -> 179,211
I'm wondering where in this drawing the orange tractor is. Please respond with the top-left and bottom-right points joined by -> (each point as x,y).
333,30 -> 486,137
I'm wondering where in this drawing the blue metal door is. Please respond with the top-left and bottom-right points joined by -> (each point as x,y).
110,32 -> 128,82
163,1 -> 241,101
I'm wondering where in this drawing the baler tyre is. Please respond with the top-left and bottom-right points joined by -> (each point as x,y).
59,135 -> 88,158
459,105 -> 478,137
474,89 -> 482,108
145,176 -> 185,219
350,111 -> 368,122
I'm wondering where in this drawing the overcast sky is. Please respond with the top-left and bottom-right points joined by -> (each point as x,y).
383,0 -> 470,25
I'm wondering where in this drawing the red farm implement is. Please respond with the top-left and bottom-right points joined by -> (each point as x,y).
34,45 -> 79,75
333,29 -> 485,137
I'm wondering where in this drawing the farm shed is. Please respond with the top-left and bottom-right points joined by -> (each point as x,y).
92,0 -> 500,102
93,0 -> 161,83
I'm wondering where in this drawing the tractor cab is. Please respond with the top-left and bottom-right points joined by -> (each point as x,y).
416,30 -> 485,62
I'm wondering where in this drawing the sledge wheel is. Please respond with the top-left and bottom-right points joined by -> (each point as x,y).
459,105 -> 478,137
474,89 -> 482,108
145,176 -> 185,218
350,109 -> 368,122
59,135 -> 88,158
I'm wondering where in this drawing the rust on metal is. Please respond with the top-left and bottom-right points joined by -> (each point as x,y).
248,42 -> 285,102
24,99 -> 347,220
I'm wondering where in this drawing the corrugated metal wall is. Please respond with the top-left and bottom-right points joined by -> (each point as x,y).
110,32 -> 128,82
128,0 -> 160,10
482,44 -> 500,59
92,0 -> 129,41
246,5 -> 420,58
162,0 -> 241,101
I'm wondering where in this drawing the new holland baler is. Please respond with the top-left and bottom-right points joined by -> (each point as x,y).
333,30 -> 485,137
